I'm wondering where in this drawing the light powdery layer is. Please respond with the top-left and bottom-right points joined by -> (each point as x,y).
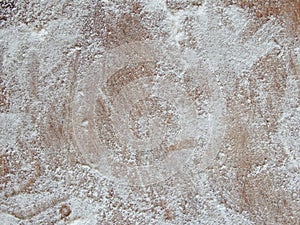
0,0 -> 299,224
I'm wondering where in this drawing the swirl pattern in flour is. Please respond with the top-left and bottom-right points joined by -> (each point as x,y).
72,40 -> 225,186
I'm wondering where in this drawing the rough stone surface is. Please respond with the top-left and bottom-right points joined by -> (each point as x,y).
0,0 -> 299,224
